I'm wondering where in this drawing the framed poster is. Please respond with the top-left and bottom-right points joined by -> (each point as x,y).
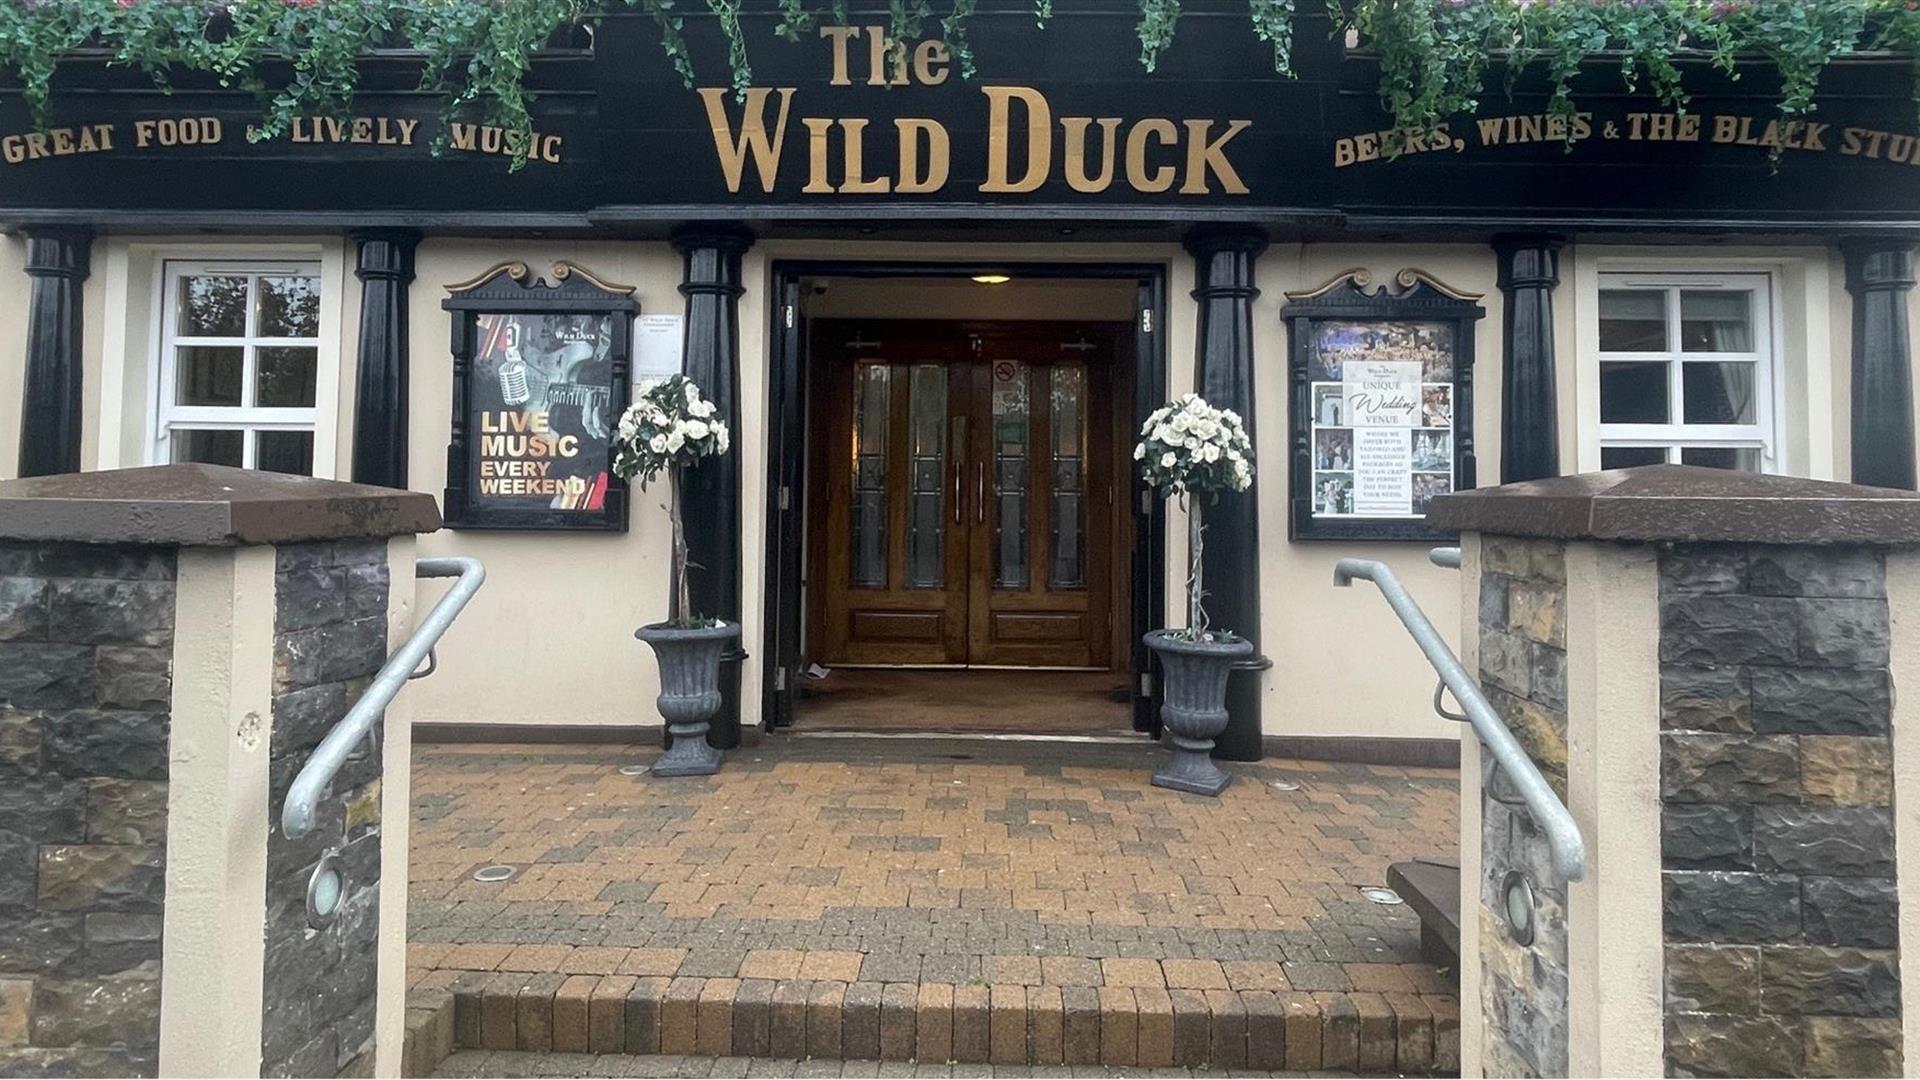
1284,269 -> 1484,541
442,260 -> 638,531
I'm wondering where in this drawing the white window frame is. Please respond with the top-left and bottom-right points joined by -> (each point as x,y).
1594,270 -> 1782,472
152,258 -> 327,472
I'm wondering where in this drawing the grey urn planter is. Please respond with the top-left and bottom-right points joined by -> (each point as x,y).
635,620 -> 740,777
1145,629 -> 1254,796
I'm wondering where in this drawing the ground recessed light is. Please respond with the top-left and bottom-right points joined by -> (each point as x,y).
1360,886 -> 1403,905
619,764 -> 649,776
971,274 -> 1011,285
473,865 -> 517,883
1268,780 -> 1300,791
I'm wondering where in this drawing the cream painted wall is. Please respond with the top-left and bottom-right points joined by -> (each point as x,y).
0,230 -> 1887,739
402,240 -> 683,727
0,234 -> 25,479
1254,245 -> 1497,741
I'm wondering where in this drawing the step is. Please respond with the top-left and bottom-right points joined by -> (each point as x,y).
1385,860 -> 1461,972
402,973 -> 1460,1077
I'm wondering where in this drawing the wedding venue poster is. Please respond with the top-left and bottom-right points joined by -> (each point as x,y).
1306,320 -> 1455,518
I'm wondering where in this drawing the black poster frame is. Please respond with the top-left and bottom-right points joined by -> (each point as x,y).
442,259 -> 637,531
1284,268 -> 1485,542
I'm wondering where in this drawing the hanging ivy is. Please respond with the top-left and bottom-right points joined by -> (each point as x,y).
0,0 -> 1917,171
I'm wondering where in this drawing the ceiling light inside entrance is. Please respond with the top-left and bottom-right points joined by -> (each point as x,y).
971,274 -> 1011,285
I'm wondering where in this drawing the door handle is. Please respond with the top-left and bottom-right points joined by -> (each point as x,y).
952,463 -> 963,524
976,462 -> 986,524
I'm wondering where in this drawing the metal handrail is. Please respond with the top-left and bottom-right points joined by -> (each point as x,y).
1333,557 -> 1587,882
282,556 -> 486,839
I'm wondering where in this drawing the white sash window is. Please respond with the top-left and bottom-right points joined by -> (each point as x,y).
1595,272 -> 1776,472
155,260 -> 323,474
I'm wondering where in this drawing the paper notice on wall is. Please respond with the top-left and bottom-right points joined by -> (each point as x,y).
1343,360 -> 1422,427
1353,427 -> 1413,515
633,313 -> 684,389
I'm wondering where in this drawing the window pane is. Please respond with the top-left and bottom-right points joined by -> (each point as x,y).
256,430 -> 314,475
991,360 -> 1030,589
1599,289 -> 1667,352
850,364 -> 890,588
1681,446 -> 1762,472
1600,445 -> 1668,470
175,345 -> 244,406
905,364 -> 945,589
177,274 -> 249,337
1682,361 -> 1758,425
1599,361 -> 1669,423
256,346 -> 318,408
1049,365 -> 1086,590
170,428 -> 243,467
1680,290 -> 1754,353
256,275 -> 320,338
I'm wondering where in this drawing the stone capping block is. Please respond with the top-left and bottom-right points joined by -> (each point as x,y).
0,464 -> 441,546
1428,464 -> 1920,545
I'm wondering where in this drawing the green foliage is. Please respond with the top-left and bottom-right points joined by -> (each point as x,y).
0,0 -> 1916,174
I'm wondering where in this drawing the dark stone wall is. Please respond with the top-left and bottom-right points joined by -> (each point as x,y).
262,539 -> 389,1078
1476,536 -> 1570,1077
1659,544 -> 1903,1078
0,542 -> 175,1077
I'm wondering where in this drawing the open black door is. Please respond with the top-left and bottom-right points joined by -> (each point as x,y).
762,275 -> 807,727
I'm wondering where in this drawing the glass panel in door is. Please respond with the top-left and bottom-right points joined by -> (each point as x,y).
990,360 -> 1030,589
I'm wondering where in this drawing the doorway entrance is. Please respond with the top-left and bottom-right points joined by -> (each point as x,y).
760,264 -> 1169,734
815,320 -> 1120,669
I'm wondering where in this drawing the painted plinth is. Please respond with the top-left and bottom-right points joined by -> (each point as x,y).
1430,465 -> 1920,1079
0,464 -> 437,1079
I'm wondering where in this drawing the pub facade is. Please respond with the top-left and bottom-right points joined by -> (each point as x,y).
2,4 -> 1916,761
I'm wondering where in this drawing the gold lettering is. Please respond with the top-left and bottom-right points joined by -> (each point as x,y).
821,25 -> 860,86
981,86 -> 1051,194
1124,118 -> 1176,193
1062,117 -> 1121,192
1179,119 -> 1250,195
698,86 -> 796,194
913,40 -> 950,86
837,118 -> 889,193
449,123 -> 478,152
803,117 -> 837,193
894,118 -> 950,194
351,117 -> 373,143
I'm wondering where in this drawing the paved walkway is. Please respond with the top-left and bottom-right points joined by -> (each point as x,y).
405,736 -> 1460,1075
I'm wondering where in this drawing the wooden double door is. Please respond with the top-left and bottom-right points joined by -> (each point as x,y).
813,321 -> 1120,668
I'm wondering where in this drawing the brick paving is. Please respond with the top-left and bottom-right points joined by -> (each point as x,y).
405,737 -> 1460,1076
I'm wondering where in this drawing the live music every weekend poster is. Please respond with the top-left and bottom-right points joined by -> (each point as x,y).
1307,321 -> 1455,518
470,311 -> 617,515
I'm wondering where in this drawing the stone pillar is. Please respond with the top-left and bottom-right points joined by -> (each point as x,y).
1492,236 -> 1563,484
1184,225 -> 1267,762
16,228 -> 92,478
1431,465 -> 1920,1078
0,464 -> 438,1077
672,225 -> 751,749
350,230 -> 420,490
1843,240 -> 1917,491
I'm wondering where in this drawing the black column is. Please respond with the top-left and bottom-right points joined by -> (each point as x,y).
350,230 -> 419,489
674,224 -> 752,748
17,227 -> 92,477
1844,240 -> 1918,490
1493,235 -> 1564,484
1185,225 -> 1268,763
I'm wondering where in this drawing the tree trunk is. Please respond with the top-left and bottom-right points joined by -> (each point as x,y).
1187,494 -> 1206,634
671,467 -> 692,628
